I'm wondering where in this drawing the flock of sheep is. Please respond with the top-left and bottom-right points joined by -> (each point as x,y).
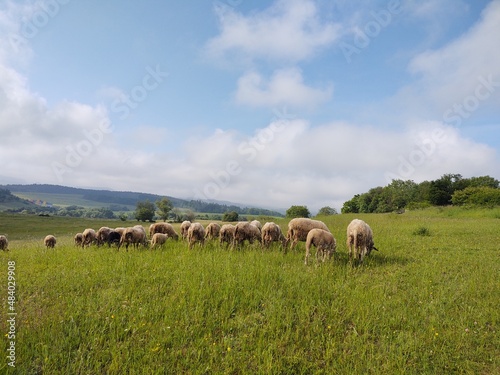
0,218 -> 377,265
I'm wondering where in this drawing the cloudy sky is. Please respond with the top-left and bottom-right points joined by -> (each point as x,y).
1,0 -> 499,212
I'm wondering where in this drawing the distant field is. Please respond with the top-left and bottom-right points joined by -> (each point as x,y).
0,208 -> 499,374
11,192 -> 135,210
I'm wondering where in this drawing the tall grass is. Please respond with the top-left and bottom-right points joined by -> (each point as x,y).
0,208 -> 499,373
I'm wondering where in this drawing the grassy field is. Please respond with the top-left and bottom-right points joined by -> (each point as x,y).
1,208 -> 499,374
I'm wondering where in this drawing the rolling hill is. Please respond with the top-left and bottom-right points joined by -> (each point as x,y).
1,184 -> 284,217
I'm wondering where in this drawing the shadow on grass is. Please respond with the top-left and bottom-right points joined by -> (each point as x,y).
333,251 -> 413,267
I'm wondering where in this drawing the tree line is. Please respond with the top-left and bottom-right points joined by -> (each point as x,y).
341,174 -> 500,213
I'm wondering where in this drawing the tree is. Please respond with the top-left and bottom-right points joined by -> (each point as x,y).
467,175 -> 500,189
223,211 -> 239,222
156,197 -> 173,221
286,205 -> 310,218
452,186 -> 500,207
135,200 -> 156,222
429,174 -> 463,206
342,195 -> 360,213
183,210 -> 196,222
317,206 -> 338,216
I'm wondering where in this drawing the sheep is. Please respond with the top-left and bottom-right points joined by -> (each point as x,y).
74,233 -> 83,247
205,223 -> 221,240
219,224 -> 236,249
286,218 -> 329,251
0,235 -> 8,251
346,219 -> 378,264
305,228 -> 336,265
233,221 -> 261,248
106,230 -> 121,247
261,222 -> 286,249
187,222 -> 205,249
118,226 -> 147,250
44,235 -> 56,249
114,227 -> 126,236
151,233 -> 169,249
149,222 -> 179,240
180,221 -> 191,240
96,227 -> 113,246
82,228 -> 97,248
250,220 -> 262,231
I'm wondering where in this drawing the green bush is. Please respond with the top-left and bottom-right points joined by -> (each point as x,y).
452,186 -> 500,207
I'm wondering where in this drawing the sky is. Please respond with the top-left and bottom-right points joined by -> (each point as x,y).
1,0 -> 499,213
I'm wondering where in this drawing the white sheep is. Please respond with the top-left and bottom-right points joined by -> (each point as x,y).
346,219 -> 378,264
44,235 -> 57,249
250,220 -> 262,230
82,228 -> 97,248
151,233 -> 169,249
149,222 -> 179,240
219,224 -> 236,249
74,233 -> 83,247
0,235 -> 8,251
187,222 -> 205,249
119,226 -> 147,250
233,221 -> 261,248
286,218 -> 329,251
180,221 -> 191,240
205,222 -> 221,240
305,228 -> 336,265
261,222 -> 286,249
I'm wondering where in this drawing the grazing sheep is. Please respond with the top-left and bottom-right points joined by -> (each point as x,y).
96,227 -> 113,246
205,223 -> 221,240
74,233 -> 83,247
286,218 -> 329,251
250,220 -> 262,230
233,222 -> 261,248
219,224 -> 236,249
114,227 -> 126,236
346,219 -> 378,264
261,222 -> 286,249
44,235 -> 56,249
150,233 -> 169,249
82,228 -> 97,248
118,226 -> 148,250
0,235 -> 8,251
106,230 -> 121,247
180,221 -> 191,240
187,222 -> 205,249
149,222 -> 179,240
305,228 -> 336,265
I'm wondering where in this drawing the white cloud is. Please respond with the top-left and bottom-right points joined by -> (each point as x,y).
181,119 -> 499,212
205,0 -> 340,64
235,68 -> 332,109
406,0 -> 500,114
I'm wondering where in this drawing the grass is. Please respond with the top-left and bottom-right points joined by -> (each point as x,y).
0,208 -> 499,374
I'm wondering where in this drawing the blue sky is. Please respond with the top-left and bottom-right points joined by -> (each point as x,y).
1,0 -> 499,212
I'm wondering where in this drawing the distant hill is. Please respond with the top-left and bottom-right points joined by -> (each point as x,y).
0,188 -> 38,211
2,184 -> 284,217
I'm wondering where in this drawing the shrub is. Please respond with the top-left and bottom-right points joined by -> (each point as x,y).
413,226 -> 431,236
452,186 -> 500,207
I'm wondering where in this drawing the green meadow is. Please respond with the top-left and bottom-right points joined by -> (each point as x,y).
1,208 -> 499,374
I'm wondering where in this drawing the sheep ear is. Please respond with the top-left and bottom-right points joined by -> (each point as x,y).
373,246 -> 379,251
